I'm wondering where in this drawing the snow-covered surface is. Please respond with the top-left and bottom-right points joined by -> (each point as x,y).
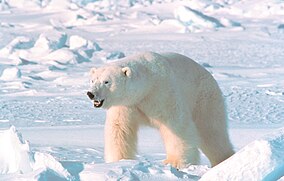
0,0 -> 283,180
0,126 -> 72,180
200,128 -> 284,181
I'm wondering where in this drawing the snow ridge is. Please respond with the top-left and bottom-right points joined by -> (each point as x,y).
201,128 -> 284,181
0,126 -> 73,180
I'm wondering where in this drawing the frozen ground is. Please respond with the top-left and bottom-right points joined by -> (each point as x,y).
0,0 -> 284,180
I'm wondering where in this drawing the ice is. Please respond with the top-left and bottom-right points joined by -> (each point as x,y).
174,6 -> 224,32
17,58 -> 38,66
200,128 -> 284,181
72,0 -> 98,6
0,0 -> 284,180
0,126 -> 72,180
0,120 -> 9,123
0,0 -> 10,10
219,18 -> 242,29
69,35 -> 89,50
106,51 -> 125,60
68,35 -> 102,61
80,159 -> 208,180
0,36 -> 34,58
69,35 -> 102,51
44,48 -> 76,65
33,152 -> 72,180
31,32 -> 67,55
0,67 -> 21,81
278,24 -> 284,33
0,126 -> 32,174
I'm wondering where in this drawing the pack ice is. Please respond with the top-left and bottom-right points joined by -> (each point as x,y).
0,0 -> 284,180
201,128 -> 284,181
0,126 -> 72,180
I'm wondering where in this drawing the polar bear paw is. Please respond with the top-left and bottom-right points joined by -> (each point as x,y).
163,157 -> 185,169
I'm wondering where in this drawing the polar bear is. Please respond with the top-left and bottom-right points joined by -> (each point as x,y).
87,52 -> 234,168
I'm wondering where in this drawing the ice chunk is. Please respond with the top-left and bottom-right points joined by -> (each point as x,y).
0,126 -> 33,174
0,126 -> 72,180
174,6 -> 224,31
0,67 -> 21,81
0,36 -> 34,57
200,127 -> 284,181
71,0 -> 97,6
0,0 -> 10,10
68,35 -> 102,62
33,152 -> 72,180
220,17 -> 242,28
16,57 -> 37,66
69,35 -> 88,50
68,35 -> 102,51
106,51 -> 125,60
278,24 -> 284,33
9,36 -> 34,50
31,31 -> 67,55
44,48 -> 76,64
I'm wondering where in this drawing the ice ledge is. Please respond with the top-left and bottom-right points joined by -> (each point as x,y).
200,127 -> 284,181
0,126 -> 73,180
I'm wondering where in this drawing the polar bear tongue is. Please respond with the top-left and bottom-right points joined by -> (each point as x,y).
94,100 -> 104,108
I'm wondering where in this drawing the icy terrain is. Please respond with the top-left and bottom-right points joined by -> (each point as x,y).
0,0 -> 284,180
201,128 -> 284,181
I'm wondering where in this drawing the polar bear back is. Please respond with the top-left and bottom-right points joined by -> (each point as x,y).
107,51 -> 217,105
109,51 -> 211,80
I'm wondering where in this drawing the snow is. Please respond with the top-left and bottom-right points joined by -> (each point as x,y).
69,35 -> 90,50
0,0 -> 284,180
1,126 -> 281,180
174,6 -> 224,32
200,128 -> 284,180
106,51 -> 125,60
0,67 -> 21,81
0,126 -> 72,180
0,126 -> 32,174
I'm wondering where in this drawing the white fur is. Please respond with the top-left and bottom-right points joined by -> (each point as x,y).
89,52 -> 234,168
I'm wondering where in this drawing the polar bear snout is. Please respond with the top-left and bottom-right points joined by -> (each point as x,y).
87,91 -> 105,108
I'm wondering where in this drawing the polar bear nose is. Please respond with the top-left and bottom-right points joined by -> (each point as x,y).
87,91 -> 94,100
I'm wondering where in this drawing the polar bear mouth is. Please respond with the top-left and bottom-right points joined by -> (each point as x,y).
94,100 -> 104,108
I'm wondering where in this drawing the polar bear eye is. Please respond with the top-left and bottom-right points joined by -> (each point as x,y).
104,81 -> 110,85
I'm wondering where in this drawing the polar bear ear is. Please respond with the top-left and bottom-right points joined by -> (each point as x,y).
90,67 -> 97,74
122,67 -> 132,77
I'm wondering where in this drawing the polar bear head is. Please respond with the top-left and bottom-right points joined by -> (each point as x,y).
87,65 -> 136,109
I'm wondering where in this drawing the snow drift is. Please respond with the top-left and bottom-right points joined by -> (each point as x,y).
174,5 -> 224,32
0,126 -> 72,180
0,0 -> 284,180
0,126 -> 32,174
0,67 -> 22,81
200,128 -> 284,181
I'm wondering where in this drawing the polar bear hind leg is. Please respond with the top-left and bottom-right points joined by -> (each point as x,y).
159,123 -> 200,169
193,87 -> 235,167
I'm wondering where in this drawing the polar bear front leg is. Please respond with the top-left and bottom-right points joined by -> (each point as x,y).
160,124 -> 200,169
104,106 -> 140,163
